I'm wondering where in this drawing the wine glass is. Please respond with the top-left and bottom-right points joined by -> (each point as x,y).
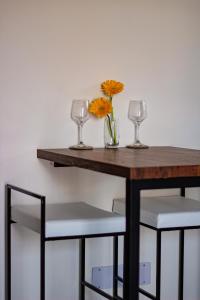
126,100 -> 149,149
69,99 -> 93,150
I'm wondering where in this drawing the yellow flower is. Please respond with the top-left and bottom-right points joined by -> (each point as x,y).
101,80 -> 124,97
88,97 -> 113,118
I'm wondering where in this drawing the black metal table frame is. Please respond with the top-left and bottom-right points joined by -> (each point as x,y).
123,176 -> 200,300
115,187 -> 200,300
5,176 -> 200,300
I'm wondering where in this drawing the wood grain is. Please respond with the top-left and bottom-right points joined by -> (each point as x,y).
37,147 -> 200,179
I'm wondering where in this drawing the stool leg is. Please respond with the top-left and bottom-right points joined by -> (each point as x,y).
79,239 -> 85,300
178,230 -> 184,300
113,236 -> 118,298
40,200 -> 46,300
40,237 -> 45,300
156,231 -> 162,300
5,186 -> 11,300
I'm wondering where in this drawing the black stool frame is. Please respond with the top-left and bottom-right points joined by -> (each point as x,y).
114,187 -> 200,300
6,183 -> 200,300
5,184 -> 124,300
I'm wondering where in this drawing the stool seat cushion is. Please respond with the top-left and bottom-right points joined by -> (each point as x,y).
12,202 -> 125,238
113,196 -> 200,229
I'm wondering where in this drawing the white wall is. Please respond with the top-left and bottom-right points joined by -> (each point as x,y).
1,0 -> 200,299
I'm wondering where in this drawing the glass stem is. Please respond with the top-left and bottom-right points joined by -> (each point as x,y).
78,124 -> 83,145
134,122 -> 140,144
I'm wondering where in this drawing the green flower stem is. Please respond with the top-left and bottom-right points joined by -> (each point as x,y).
113,123 -> 117,144
108,96 -> 117,144
107,114 -> 114,141
109,96 -> 115,121
107,114 -> 117,145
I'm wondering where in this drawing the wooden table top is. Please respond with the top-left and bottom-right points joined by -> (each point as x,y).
37,146 -> 200,179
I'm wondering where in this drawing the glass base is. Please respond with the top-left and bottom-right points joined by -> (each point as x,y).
69,144 -> 93,150
126,143 -> 149,149
105,143 -> 119,149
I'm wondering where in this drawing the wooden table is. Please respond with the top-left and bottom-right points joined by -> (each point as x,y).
37,146 -> 200,300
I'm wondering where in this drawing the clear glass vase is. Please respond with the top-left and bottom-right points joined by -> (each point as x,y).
104,115 -> 119,149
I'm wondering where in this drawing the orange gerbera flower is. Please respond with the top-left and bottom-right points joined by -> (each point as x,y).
101,80 -> 124,97
88,97 -> 112,118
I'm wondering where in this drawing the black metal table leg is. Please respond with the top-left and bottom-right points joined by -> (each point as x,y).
5,185 -> 11,300
180,188 -> 185,197
123,179 -> 140,300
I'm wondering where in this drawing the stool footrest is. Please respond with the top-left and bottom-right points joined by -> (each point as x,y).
116,276 -> 156,300
82,280 -> 122,300
139,288 -> 156,300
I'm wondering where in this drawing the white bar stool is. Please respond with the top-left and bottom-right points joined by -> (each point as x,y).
5,185 -> 125,300
113,194 -> 200,300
